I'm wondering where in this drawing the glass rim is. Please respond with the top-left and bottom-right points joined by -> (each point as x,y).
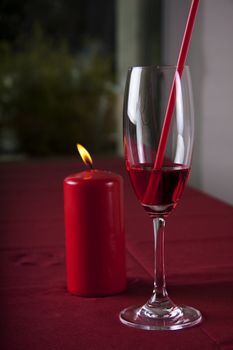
128,64 -> 190,71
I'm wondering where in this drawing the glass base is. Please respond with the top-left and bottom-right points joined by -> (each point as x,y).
119,303 -> 202,330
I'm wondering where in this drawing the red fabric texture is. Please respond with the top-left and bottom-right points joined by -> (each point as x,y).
0,159 -> 233,350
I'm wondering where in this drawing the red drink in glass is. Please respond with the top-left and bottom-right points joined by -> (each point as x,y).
128,163 -> 190,216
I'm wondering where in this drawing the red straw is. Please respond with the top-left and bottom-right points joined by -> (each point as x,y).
142,0 -> 199,205
153,0 -> 200,170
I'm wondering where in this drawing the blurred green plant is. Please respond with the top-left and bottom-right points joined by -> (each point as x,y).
0,25 -> 116,156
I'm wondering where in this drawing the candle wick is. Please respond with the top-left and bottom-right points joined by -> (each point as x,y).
87,161 -> 94,170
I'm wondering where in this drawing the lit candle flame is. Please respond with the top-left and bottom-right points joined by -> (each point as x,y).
77,144 -> 93,169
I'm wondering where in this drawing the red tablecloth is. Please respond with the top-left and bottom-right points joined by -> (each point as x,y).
1,159 -> 233,350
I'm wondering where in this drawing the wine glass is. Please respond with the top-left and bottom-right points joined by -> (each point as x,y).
119,65 -> 202,330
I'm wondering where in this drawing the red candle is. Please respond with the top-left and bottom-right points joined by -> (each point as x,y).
64,145 -> 126,296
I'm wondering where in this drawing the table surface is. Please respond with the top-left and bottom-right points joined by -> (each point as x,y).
1,159 -> 233,350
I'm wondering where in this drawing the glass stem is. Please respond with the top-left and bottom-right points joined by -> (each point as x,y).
150,217 -> 168,304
